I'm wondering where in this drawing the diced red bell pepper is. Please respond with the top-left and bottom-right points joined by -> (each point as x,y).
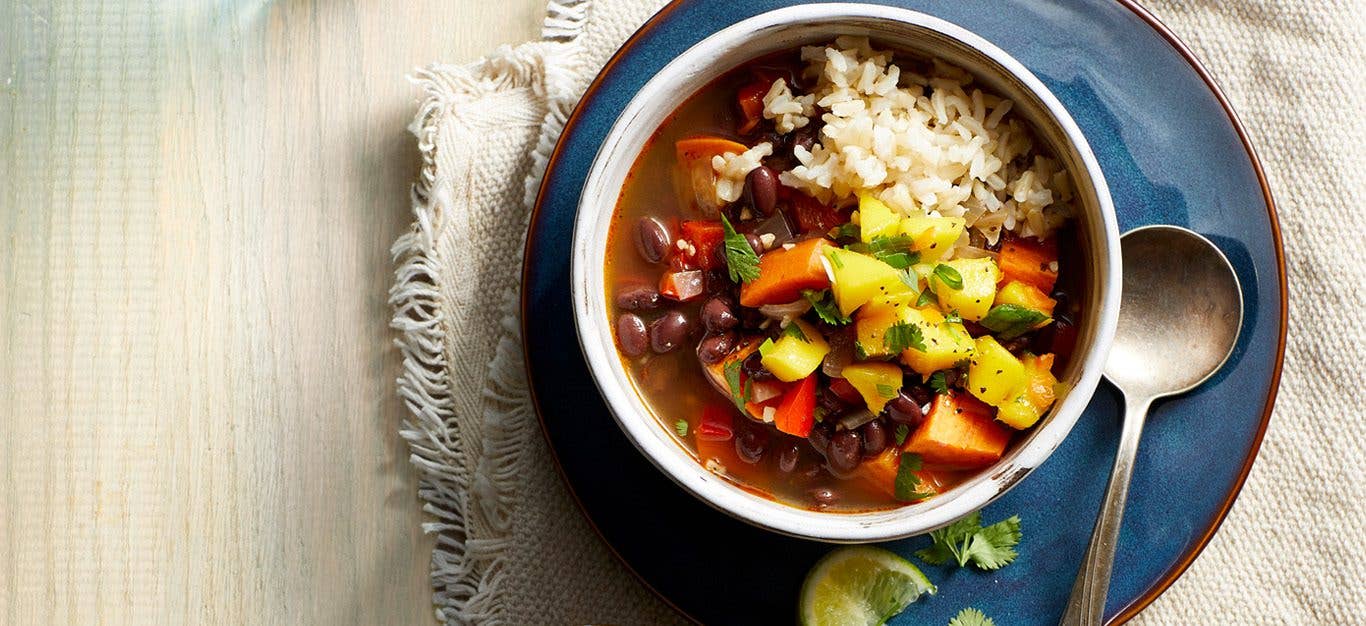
659,269 -> 706,302
780,187 -> 845,235
679,220 -> 725,270
696,404 -> 735,441
736,80 -> 769,135
773,374 -> 817,437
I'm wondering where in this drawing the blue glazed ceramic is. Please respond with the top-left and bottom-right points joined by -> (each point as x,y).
522,0 -> 1285,623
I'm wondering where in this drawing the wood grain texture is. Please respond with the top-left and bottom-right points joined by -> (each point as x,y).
0,1 -> 541,623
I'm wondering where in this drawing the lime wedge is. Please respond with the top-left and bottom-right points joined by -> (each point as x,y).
799,546 -> 936,626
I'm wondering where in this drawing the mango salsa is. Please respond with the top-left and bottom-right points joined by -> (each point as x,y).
758,319 -> 830,382
841,361 -> 903,414
900,214 -> 965,262
927,257 -> 1000,321
966,336 -> 1028,407
858,193 -> 901,243
996,353 -> 1059,429
825,248 -> 913,317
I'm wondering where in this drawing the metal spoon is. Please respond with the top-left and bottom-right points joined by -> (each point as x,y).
1060,225 -> 1243,626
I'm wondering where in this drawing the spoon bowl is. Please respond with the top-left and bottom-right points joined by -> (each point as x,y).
1105,225 -> 1244,398
1061,225 -> 1242,626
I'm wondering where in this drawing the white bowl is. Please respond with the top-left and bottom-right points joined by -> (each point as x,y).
570,4 -> 1120,542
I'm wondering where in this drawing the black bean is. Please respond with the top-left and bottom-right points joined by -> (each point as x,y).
777,440 -> 801,473
942,368 -> 962,389
744,166 -> 778,216
742,351 -> 776,381
828,377 -> 863,405
791,126 -> 817,154
696,332 -> 736,365
649,310 -> 692,353
886,392 -> 925,426
808,487 -> 837,507
906,385 -> 934,406
817,386 -> 847,414
808,424 -> 832,457
735,428 -> 768,464
861,420 -> 888,456
616,313 -> 648,358
827,430 -> 863,475
615,284 -> 661,311
701,296 -> 738,333
633,217 -> 670,264
744,232 -> 763,255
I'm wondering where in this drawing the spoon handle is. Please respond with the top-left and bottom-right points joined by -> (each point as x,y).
1060,396 -> 1153,626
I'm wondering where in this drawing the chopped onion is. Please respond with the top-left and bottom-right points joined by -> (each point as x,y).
952,244 -> 998,260
753,212 -> 795,248
750,379 -> 785,404
820,327 -> 856,377
758,299 -> 811,320
837,409 -> 878,431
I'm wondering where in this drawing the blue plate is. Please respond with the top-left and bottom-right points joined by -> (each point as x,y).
522,1 -> 1285,623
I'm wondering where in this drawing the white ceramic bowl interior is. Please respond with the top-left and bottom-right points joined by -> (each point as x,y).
571,4 -> 1121,542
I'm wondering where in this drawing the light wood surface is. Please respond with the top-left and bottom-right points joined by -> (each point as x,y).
1,1 -> 541,623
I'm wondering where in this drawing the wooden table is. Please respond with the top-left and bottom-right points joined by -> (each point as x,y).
1,1 -> 540,622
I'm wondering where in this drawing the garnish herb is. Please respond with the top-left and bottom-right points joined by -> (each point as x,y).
827,249 -> 845,270
876,383 -> 898,399
932,263 -> 964,290
673,420 -> 689,437
948,608 -> 996,626
831,222 -> 861,241
979,304 -> 1050,339
847,235 -> 921,269
723,360 -> 751,411
894,453 -> 935,502
854,340 -> 870,360
802,289 -> 850,325
782,322 -> 809,342
914,511 -> 1022,570
720,215 -> 762,283
894,424 -> 910,446
916,288 -> 937,307
929,371 -> 950,395
884,321 -> 927,354
944,309 -> 963,325
897,268 -> 920,290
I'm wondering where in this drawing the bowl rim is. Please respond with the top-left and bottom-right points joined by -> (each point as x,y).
568,3 -> 1121,542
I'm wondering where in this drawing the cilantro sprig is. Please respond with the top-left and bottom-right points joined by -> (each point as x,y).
949,608 -> 996,626
720,215 -> 761,283
980,304 -> 1050,339
884,321 -> 927,354
782,322 -> 809,342
802,289 -> 850,325
929,371 -> 950,395
673,420 -> 689,437
894,453 -> 935,502
722,359 -> 751,411
915,511 -> 1022,570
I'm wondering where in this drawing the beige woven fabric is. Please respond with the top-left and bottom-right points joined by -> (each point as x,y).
390,1 -> 1366,623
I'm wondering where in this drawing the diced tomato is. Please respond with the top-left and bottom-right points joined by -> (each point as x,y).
736,80 -> 769,134
659,269 -> 706,302
679,220 -> 725,270
773,374 -> 817,437
780,187 -> 845,235
696,405 -> 735,441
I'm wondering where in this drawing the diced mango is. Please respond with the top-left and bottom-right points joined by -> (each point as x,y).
967,336 -> 1028,407
997,353 -> 1060,429
901,307 -> 975,376
841,361 -> 903,414
825,248 -> 913,317
758,319 -> 830,382
996,280 -> 1056,318
928,258 -> 1000,321
900,214 -> 966,262
858,193 -> 901,243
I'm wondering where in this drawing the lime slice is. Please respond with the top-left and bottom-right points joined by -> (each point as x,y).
799,546 -> 936,626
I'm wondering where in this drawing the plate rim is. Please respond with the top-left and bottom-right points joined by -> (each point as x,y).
519,0 -> 1287,622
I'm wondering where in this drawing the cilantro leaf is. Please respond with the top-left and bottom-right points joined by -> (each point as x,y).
894,424 -> 909,446
916,288 -> 937,307
979,304 -> 1050,339
854,340 -> 869,360
802,289 -> 850,325
914,511 -> 1022,570
898,268 -> 920,289
949,608 -> 995,626
673,420 -> 689,437
875,383 -> 898,399
783,322 -> 809,342
929,371 -> 950,395
964,515 -> 1021,570
885,321 -> 926,354
831,222 -> 861,241
723,360 -> 750,411
932,263 -> 964,290
720,215 -> 761,283
944,309 -> 963,325
894,453 -> 934,502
